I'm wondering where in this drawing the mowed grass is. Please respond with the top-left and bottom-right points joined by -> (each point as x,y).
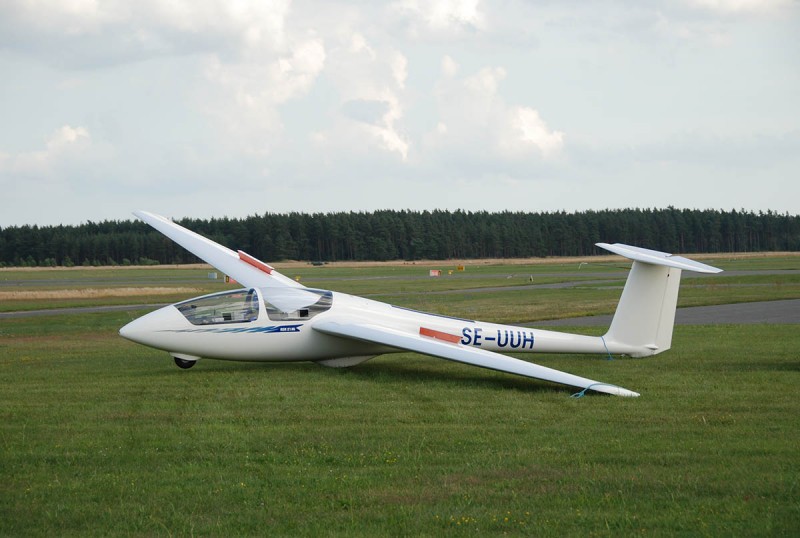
1,258 -> 799,536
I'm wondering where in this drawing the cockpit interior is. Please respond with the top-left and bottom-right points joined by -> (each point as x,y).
176,288 -> 333,325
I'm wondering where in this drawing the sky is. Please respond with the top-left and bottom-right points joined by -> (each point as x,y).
0,0 -> 798,227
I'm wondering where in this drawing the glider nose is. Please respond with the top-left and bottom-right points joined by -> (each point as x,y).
119,305 -> 185,348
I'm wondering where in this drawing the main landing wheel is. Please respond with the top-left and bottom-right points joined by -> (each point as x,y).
174,357 -> 196,369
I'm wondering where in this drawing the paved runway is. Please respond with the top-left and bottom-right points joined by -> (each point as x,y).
3,299 -> 798,324
533,299 -> 800,327
0,303 -> 168,319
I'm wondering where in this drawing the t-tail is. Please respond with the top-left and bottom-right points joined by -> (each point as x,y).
597,243 -> 722,358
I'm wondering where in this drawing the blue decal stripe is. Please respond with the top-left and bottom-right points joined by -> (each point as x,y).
163,324 -> 302,334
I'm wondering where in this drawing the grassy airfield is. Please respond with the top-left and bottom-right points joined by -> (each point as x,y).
1,255 -> 799,536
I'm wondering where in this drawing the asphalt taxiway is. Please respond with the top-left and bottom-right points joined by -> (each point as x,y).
2,299 -> 798,324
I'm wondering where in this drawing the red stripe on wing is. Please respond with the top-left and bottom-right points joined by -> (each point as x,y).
419,327 -> 461,344
238,250 -> 273,275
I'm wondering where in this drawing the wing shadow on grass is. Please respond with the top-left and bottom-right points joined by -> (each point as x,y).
138,353 -> 603,396
329,358 -> 587,396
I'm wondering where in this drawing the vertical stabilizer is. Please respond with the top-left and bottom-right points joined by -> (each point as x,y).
605,262 -> 681,356
596,243 -> 722,357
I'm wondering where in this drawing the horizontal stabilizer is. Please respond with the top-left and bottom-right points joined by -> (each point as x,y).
596,243 -> 722,273
598,243 -> 721,355
314,318 -> 639,397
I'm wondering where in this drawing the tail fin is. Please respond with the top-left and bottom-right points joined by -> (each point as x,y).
597,243 -> 722,357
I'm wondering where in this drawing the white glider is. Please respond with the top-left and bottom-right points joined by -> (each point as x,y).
119,211 -> 722,397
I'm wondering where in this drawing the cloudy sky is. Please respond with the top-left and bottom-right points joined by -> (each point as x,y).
0,0 -> 798,227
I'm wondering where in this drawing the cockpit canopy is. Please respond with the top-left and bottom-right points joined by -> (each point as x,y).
176,288 -> 332,326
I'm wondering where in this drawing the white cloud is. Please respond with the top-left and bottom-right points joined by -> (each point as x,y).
0,125 -> 96,179
201,37 -> 326,155
48,125 -> 91,150
652,11 -> 730,47
506,107 -> 565,158
2,0 -> 124,35
391,52 -> 409,90
313,34 -> 410,160
149,0 -> 288,49
650,0 -> 797,48
684,0 -> 793,15
349,33 -> 376,59
426,62 -> 564,161
371,92 -> 409,160
273,39 -> 327,103
441,55 -> 459,77
0,0 -> 291,66
392,0 -> 486,37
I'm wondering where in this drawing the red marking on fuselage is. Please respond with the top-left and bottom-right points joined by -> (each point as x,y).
238,250 -> 273,275
419,327 -> 461,344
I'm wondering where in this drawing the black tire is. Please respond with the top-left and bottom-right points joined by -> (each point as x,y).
174,357 -> 196,369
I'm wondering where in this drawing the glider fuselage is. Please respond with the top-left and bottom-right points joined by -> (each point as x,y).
120,287 -> 614,363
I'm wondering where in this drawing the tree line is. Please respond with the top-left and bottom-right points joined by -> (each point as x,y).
1,208 -> 797,267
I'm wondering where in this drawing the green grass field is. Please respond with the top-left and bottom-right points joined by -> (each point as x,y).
1,257 -> 799,536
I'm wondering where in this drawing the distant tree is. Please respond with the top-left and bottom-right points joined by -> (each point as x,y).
0,209 -> 798,266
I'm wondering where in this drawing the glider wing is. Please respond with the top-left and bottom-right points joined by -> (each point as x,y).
313,318 -> 639,397
133,210 -> 304,290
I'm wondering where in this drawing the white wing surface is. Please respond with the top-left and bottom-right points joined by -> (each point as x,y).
134,210 -> 305,290
313,318 -> 639,397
